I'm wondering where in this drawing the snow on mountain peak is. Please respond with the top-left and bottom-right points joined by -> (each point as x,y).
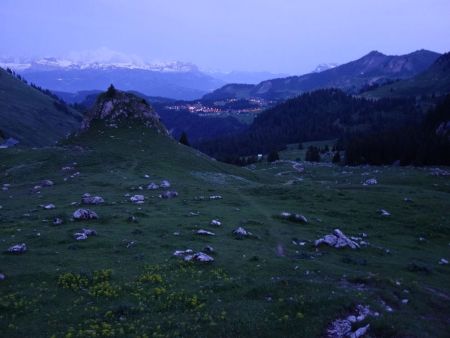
312,63 -> 339,73
0,48 -> 198,73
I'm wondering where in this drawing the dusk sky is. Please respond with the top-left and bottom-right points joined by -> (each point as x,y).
1,0 -> 449,74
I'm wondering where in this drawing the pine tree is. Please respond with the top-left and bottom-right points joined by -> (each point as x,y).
305,146 -> 320,162
332,151 -> 341,164
267,150 -> 280,162
179,132 -> 190,146
105,84 -> 117,98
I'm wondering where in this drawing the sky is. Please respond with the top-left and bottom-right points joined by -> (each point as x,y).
0,0 -> 449,74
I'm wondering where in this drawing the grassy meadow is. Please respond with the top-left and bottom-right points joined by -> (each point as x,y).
0,124 -> 449,337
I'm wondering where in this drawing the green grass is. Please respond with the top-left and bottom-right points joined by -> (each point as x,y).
0,124 -> 449,337
0,68 -> 82,146
279,140 -> 336,162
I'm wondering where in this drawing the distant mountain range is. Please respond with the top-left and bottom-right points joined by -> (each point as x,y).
0,67 -> 82,146
0,58 -> 289,100
0,58 -> 223,100
362,52 -> 450,99
205,70 -> 289,84
203,50 -> 441,100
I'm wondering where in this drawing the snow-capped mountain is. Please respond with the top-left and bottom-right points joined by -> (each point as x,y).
0,57 -> 199,73
0,52 -> 223,100
312,63 -> 339,73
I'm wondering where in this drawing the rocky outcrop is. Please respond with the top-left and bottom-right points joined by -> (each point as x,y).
315,229 -> 360,249
327,305 -> 376,338
173,249 -> 214,262
81,87 -> 168,135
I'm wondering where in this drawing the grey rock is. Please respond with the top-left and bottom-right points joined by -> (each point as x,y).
196,229 -> 215,236
73,208 -> 98,220
327,305 -> 373,338
41,180 -> 54,187
315,229 -> 360,249
233,227 -> 252,238
41,203 -> 56,210
280,211 -> 308,223
53,217 -> 63,225
7,243 -> 27,254
378,209 -> 391,217
203,245 -> 214,254
146,182 -> 159,190
82,194 -> 105,205
130,195 -> 145,204
363,178 -> 377,186
159,191 -> 178,199
74,228 -> 97,241
184,252 -> 214,262
160,180 -> 171,188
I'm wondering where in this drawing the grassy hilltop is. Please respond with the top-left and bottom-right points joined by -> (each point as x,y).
0,122 -> 449,337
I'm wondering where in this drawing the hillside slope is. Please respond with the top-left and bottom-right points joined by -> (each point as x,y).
0,68 -> 82,146
1,113 -> 449,337
199,89 -> 420,159
363,52 -> 450,98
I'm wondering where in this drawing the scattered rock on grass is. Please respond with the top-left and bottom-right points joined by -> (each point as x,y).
7,243 -> 27,254
130,195 -> 145,204
210,219 -> 221,226
159,191 -> 178,199
363,178 -> 377,186
378,209 -> 391,217
82,193 -> 105,205
74,228 -> 97,241
439,258 -> 448,265
430,168 -> 450,176
73,208 -> 98,220
315,229 -> 360,249
173,249 -> 214,263
40,180 -> 54,187
280,211 -> 308,223
128,216 -> 138,223
188,211 -> 200,216
53,217 -> 63,225
41,204 -> 56,210
147,182 -> 159,190
160,180 -> 171,188
233,227 -> 252,239
187,252 -> 214,262
327,305 -> 375,338
203,245 -> 214,254
196,229 -> 215,236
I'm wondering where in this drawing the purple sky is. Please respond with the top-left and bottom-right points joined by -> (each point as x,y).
1,0 -> 449,74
